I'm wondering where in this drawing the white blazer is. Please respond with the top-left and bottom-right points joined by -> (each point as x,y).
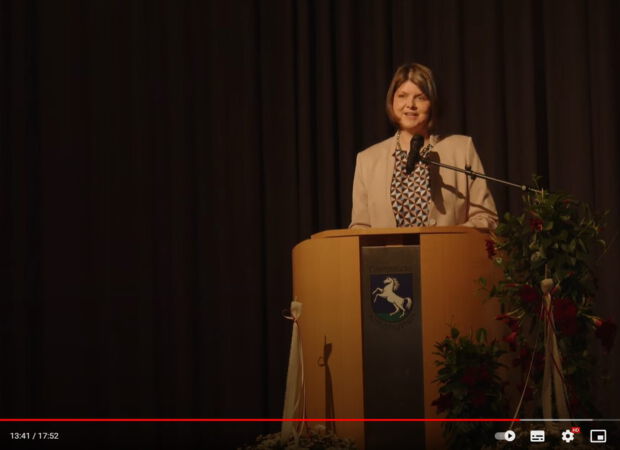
350,134 -> 498,229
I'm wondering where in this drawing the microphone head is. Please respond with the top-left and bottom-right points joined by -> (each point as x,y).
410,134 -> 424,163
410,134 -> 424,151
405,134 -> 425,174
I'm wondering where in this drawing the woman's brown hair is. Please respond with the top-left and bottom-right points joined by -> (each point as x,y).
385,63 -> 439,132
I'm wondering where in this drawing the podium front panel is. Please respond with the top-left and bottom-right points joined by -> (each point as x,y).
361,245 -> 425,448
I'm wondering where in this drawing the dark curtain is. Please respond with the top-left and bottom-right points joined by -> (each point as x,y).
2,0 -> 619,448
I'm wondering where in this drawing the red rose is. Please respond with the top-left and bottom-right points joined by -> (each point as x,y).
503,331 -> 518,351
478,367 -> 491,383
497,314 -> 520,332
513,345 -> 531,370
519,285 -> 541,310
485,239 -> 497,258
595,319 -> 617,353
461,367 -> 477,387
461,366 -> 491,387
553,298 -> 579,336
470,390 -> 488,407
529,216 -> 544,232
432,392 -> 454,414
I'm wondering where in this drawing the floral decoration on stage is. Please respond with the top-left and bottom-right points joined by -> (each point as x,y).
482,186 -> 616,418
432,327 -> 508,449
238,426 -> 357,450
433,185 -> 617,447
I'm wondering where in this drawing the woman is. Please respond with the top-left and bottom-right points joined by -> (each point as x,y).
350,63 -> 498,229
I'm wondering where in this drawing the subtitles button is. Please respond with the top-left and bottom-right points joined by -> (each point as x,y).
530,430 -> 545,442
590,429 -> 607,443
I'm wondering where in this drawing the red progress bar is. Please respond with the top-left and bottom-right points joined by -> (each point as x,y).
0,418 -> 520,422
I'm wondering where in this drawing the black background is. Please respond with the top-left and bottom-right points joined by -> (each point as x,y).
2,0 -> 619,448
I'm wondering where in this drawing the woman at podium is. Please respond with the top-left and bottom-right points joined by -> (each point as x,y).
350,62 -> 498,230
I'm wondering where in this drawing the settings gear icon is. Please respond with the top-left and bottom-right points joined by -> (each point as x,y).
562,429 -> 575,443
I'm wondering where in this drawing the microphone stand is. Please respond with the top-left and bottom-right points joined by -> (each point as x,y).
419,156 -> 543,194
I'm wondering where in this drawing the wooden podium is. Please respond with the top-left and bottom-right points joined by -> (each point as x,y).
292,226 -> 503,449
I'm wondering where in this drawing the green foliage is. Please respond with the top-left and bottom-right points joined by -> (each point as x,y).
432,327 -> 508,449
239,427 -> 357,450
491,187 -> 606,298
435,186 -> 615,448
483,185 -> 614,418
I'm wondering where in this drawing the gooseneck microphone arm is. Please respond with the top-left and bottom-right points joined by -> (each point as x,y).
422,158 -> 542,193
408,135 -> 542,194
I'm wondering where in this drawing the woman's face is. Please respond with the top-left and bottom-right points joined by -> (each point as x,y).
392,80 -> 431,135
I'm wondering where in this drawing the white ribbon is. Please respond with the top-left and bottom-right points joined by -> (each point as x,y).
511,278 -> 570,427
281,299 -> 306,444
540,279 -> 570,419
511,306 -> 542,426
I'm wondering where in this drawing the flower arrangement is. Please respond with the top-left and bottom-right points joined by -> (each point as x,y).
238,426 -> 357,450
482,187 -> 616,417
433,186 -> 617,446
432,327 -> 508,449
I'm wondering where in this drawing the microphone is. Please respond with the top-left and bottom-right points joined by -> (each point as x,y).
402,136 -> 543,194
405,134 -> 425,174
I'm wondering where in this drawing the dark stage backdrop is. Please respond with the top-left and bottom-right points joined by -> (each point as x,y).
2,0 -> 619,448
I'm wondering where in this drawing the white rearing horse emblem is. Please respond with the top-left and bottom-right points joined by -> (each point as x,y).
372,276 -> 412,318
